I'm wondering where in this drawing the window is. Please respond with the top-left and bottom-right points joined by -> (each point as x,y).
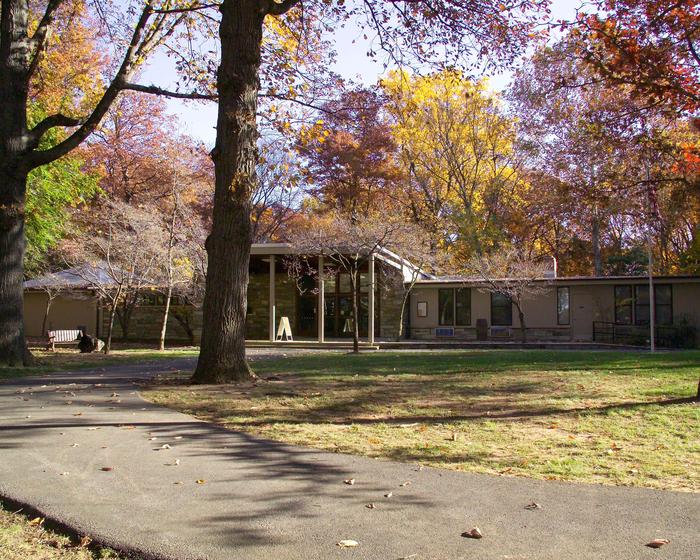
614,286 -> 633,325
438,288 -> 471,326
634,285 -> 650,326
655,285 -> 673,326
557,287 -> 570,325
417,301 -> 428,318
455,288 -> 471,326
491,292 -> 512,326
438,289 -> 454,326
615,284 -> 673,326
634,285 -> 673,326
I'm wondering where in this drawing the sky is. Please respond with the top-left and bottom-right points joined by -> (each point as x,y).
141,0 -> 582,145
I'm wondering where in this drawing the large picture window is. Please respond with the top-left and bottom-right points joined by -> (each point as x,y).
438,289 -> 454,326
557,287 -> 570,325
438,288 -> 471,326
491,292 -> 512,326
455,288 -> 471,326
614,286 -> 633,325
615,284 -> 673,326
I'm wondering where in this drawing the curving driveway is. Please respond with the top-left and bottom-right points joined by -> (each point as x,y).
1,353 -> 698,560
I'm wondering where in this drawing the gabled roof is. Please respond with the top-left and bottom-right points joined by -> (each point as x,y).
250,242 -> 434,282
24,264 -> 117,290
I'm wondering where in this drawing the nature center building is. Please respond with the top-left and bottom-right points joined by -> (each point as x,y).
23,243 -> 700,348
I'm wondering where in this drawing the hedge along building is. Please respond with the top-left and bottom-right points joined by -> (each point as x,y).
23,243 -> 700,347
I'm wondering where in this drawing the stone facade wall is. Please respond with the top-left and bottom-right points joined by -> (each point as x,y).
103,304 -> 202,343
104,271 -> 300,343
379,267 -> 407,340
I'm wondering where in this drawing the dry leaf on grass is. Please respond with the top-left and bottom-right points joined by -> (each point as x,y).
646,539 -> 670,548
336,540 -> 359,548
29,517 -> 44,526
79,535 -> 92,547
462,527 -> 483,539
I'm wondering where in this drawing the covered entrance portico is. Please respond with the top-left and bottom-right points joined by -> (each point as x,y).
251,244 -> 378,344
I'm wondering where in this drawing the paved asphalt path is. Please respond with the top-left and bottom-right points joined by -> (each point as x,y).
1,351 -> 698,560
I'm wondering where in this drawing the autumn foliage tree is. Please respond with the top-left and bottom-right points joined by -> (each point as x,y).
0,0 -> 206,365
192,0 -> 551,383
575,0 -> 700,116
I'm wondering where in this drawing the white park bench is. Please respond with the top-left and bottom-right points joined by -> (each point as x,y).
46,329 -> 83,351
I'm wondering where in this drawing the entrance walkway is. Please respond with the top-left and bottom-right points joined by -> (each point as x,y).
1,355 -> 697,559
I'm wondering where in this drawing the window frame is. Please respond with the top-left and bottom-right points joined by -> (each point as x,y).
557,286 -> 570,326
437,287 -> 471,326
614,285 -> 633,325
490,292 -> 513,326
615,284 -> 673,326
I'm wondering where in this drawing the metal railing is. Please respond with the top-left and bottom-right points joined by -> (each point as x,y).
592,321 -> 694,348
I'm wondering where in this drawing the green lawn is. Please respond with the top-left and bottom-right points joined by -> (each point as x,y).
144,350 -> 700,492
0,503 -> 122,560
0,347 -> 199,381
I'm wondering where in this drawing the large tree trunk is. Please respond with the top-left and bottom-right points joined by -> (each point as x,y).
192,0 -> 265,384
0,0 -> 33,366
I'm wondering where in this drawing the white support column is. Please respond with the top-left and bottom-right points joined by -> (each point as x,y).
368,253 -> 375,345
318,255 -> 325,343
269,255 -> 276,342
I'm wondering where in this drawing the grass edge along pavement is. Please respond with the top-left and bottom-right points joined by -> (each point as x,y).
0,347 -> 200,381
0,500 -> 125,560
144,349 -> 700,492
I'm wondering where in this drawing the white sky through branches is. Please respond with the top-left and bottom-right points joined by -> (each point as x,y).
141,0 -> 581,145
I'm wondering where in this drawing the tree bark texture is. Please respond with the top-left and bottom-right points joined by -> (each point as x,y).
192,0 -> 266,383
0,0 -> 32,365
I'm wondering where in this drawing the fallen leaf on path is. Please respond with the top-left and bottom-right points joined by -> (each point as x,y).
462,527 -> 483,539
174,436 -> 183,440
174,459 -> 180,466
524,502 -> 542,510
399,481 -> 411,487
646,539 -> 670,549
148,437 -> 158,441
100,467 -> 113,472
196,479 -> 206,484
71,443 -> 79,448
365,503 -> 376,509
160,444 -> 171,449
72,412 -> 82,416
60,472 -> 70,476
384,492 -> 393,498
87,427 -> 99,431
173,481 -> 183,485
343,479 -> 355,485
336,540 -> 359,548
